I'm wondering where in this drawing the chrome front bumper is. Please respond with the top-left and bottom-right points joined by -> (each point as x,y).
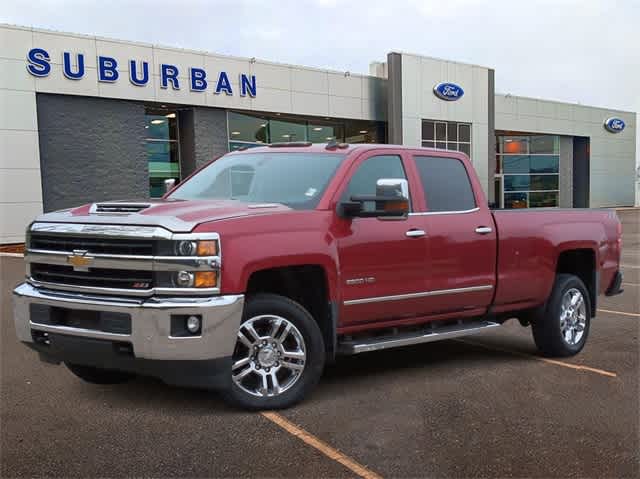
13,283 -> 244,361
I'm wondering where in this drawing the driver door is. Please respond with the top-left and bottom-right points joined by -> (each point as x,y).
334,151 -> 429,326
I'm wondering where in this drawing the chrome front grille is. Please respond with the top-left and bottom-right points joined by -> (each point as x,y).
30,235 -> 154,256
31,263 -> 153,290
26,223 -> 221,297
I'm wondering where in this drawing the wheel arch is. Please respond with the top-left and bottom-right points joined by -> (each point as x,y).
245,264 -> 337,360
555,248 -> 597,316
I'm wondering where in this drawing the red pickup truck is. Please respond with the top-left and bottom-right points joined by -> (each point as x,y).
13,143 -> 623,409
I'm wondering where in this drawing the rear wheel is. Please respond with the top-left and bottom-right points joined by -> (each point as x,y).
66,363 -> 134,384
532,274 -> 591,357
222,294 -> 325,410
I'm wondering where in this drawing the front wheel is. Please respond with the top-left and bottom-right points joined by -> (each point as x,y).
222,294 -> 325,410
532,274 -> 591,357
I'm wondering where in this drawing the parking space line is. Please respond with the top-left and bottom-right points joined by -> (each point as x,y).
621,264 -> 640,269
597,308 -> 640,318
455,339 -> 617,378
261,411 -> 383,479
622,282 -> 639,287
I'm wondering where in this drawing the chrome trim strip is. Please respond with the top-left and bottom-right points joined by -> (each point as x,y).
27,278 -> 220,297
31,222 -> 173,239
26,249 -> 221,272
343,284 -> 493,306
31,222 -> 222,242
408,207 -> 480,216
29,322 -> 131,340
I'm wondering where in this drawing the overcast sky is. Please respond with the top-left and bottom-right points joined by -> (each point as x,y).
2,0 -> 639,160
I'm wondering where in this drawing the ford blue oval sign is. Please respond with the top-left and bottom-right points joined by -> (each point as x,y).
604,117 -> 625,133
433,82 -> 464,101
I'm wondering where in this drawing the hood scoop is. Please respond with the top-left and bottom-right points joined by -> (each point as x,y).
89,202 -> 153,215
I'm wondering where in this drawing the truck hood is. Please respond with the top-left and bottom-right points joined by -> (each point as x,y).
33,199 -> 293,233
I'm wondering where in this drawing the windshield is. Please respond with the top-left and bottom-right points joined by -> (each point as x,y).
168,151 -> 346,209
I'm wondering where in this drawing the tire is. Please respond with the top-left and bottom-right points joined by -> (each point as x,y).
532,274 -> 592,357
222,293 -> 325,410
66,363 -> 134,384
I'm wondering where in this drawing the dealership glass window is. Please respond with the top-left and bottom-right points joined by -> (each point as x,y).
227,111 -> 386,150
421,120 -> 472,158
496,134 -> 560,208
146,109 -> 180,198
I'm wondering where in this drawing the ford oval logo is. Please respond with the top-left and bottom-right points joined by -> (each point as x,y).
604,117 -> 625,133
434,82 -> 464,101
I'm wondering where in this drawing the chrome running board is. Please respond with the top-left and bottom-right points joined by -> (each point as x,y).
338,320 -> 500,355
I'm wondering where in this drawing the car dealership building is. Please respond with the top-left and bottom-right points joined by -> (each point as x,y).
1,23 -> 637,244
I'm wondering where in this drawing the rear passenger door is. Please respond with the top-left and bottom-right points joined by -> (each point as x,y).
412,154 -> 497,317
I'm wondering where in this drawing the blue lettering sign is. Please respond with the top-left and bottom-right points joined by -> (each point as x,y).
62,52 -> 84,80
240,74 -> 256,97
604,117 -> 625,133
433,82 -> 464,101
160,64 -> 180,90
215,71 -> 233,95
190,68 -> 207,91
129,60 -> 149,86
26,48 -> 51,77
98,56 -> 119,82
25,47 -> 258,97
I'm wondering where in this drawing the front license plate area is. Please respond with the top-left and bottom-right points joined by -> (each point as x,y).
30,304 -> 131,334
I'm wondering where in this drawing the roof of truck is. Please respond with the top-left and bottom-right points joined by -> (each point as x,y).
227,143 -> 458,155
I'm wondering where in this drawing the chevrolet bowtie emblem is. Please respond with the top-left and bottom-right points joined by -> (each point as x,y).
67,249 -> 93,271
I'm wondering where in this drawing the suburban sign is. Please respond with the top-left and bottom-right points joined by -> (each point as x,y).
604,117 -> 625,133
26,47 -> 257,97
433,82 -> 464,101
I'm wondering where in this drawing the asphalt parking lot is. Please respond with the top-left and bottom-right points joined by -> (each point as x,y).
1,210 -> 638,478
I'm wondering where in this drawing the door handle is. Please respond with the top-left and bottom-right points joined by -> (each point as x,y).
406,229 -> 426,238
475,226 -> 493,235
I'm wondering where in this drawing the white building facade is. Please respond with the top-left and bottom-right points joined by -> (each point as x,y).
0,24 -> 637,244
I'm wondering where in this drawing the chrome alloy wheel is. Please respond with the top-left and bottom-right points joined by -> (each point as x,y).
560,288 -> 587,346
232,315 -> 307,397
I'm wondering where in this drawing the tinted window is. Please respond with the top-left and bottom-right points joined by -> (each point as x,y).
414,156 -> 476,212
343,155 -> 408,212
170,152 -> 345,209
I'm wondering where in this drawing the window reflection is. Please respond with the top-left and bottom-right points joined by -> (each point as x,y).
496,134 -> 560,208
421,120 -> 472,158
145,109 -> 180,198
227,111 -> 386,149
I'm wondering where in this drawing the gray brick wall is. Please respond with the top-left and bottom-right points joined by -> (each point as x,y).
36,93 -> 147,212
193,107 -> 228,169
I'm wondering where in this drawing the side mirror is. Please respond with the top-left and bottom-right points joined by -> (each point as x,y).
339,178 -> 410,218
164,178 -> 176,194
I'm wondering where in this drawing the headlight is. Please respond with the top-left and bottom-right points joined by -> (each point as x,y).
175,240 -> 197,256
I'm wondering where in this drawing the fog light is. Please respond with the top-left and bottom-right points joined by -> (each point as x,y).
175,271 -> 194,287
186,315 -> 201,334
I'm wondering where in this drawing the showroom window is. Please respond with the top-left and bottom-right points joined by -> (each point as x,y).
145,109 -> 180,198
421,120 -> 472,158
228,111 -> 385,150
495,135 -> 560,208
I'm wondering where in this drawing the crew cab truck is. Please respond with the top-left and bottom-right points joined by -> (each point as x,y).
13,143 -> 624,410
